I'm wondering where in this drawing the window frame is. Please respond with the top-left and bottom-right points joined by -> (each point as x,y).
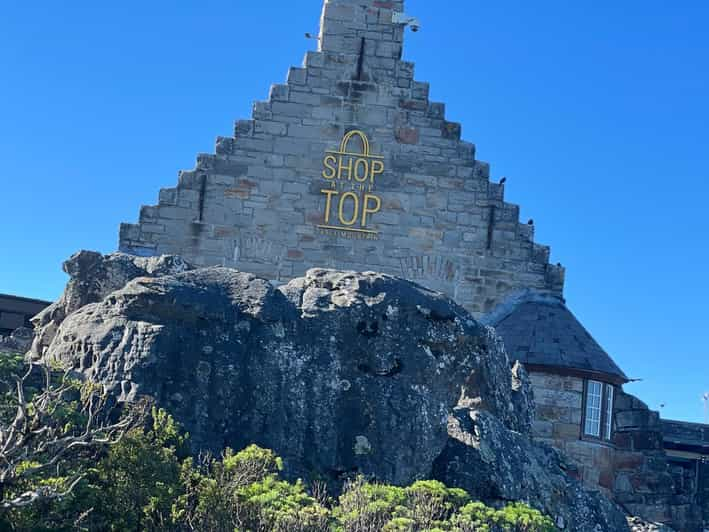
604,383 -> 614,440
582,379 -> 615,442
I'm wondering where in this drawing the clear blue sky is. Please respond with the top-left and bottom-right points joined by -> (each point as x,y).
1,1 -> 707,422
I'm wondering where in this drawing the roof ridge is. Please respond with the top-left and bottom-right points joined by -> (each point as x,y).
481,289 -> 565,327
486,289 -> 628,383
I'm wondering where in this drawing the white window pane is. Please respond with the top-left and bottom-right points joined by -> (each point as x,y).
584,380 -> 602,437
604,384 -> 614,440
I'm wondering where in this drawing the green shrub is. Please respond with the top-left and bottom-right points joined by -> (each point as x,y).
334,478 -> 408,531
452,501 -> 556,532
236,476 -> 329,531
0,359 -> 557,532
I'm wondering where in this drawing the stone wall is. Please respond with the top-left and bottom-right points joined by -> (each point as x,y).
118,0 -> 564,317
662,419 -> 709,525
613,391 -> 703,530
528,371 -> 615,493
529,371 -> 706,530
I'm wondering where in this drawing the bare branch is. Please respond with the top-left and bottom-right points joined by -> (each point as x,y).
0,360 -> 138,509
1,474 -> 85,509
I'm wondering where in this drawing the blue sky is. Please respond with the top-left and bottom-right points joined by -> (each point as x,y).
1,1 -> 707,422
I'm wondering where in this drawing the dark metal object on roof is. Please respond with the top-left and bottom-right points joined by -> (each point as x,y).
484,291 -> 628,384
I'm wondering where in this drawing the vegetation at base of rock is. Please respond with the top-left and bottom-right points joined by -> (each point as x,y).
0,353 -> 137,514
0,358 -> 555,531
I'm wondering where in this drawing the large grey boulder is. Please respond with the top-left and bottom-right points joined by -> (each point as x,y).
30,250 -> 192,360
41,251 -> 629,531
44,265 -> 521,485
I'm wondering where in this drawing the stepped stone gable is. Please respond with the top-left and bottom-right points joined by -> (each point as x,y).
119,0 -> 565,316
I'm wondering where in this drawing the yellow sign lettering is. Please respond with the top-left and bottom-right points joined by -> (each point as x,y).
354,158 -> 369,182
317,130 -> 385,238
322,155 -> 337,179
321,189 -> 338,224
338,192 -> 359,226
337,156 -> 353,180
370,160 -> 384,182
362,194 -> 381,226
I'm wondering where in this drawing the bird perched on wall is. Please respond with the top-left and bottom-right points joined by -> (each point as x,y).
527,219 -> 534,225
499,177 -> 507,185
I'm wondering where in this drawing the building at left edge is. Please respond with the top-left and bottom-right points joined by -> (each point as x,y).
0,294 -> 51,337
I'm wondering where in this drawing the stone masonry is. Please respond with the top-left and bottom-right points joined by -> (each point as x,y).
528,371 -> 616,493
529,370 -> 704,530
613,392 -> 703,530
119,0 -> 564,317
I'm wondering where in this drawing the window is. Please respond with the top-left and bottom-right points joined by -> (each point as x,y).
604,384 -> 614,440
584,380 -> 602,437
583,380 -> 614,441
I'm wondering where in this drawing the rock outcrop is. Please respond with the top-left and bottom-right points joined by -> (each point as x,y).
31,250 -> 192,360
39,251 -> 630,531
0,327 -> 33,355
435,409 -> 629,531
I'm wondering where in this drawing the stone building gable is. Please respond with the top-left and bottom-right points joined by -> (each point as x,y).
119,0 -> 564,316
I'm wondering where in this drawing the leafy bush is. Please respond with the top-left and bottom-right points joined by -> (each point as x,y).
0,356 -> 557,532
173,445 -> 328,531
334,478 -> 555,532
451,501 -> 556,532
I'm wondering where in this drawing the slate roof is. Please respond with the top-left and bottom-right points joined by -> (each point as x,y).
483,291 -> 628,383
